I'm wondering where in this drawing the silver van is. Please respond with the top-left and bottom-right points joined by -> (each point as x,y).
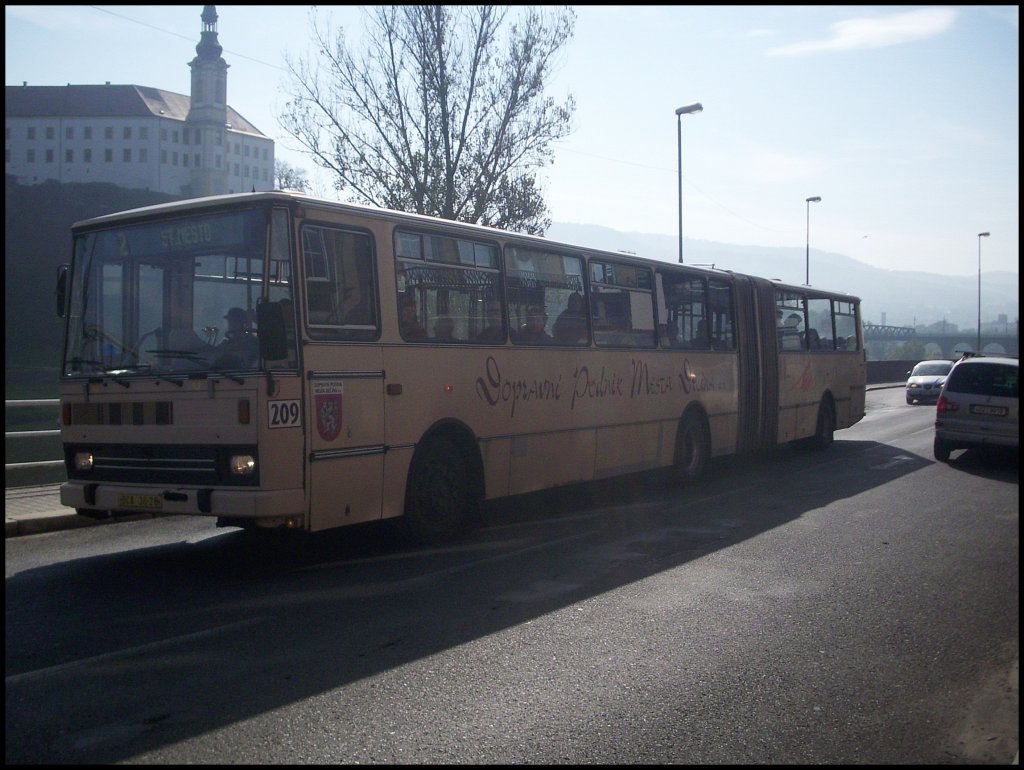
934,354 -> 1019,461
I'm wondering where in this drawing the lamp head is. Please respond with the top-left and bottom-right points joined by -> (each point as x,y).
806,196 -> 821,203
675,103 -> 703,116
978,232 -> 990,238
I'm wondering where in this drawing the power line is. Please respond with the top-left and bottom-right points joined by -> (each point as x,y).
88,5 -> 288,71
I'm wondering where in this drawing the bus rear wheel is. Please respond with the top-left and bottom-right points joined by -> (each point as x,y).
675,412 -> 709,484
403,436 -> 476,544
807,399 -> 835,450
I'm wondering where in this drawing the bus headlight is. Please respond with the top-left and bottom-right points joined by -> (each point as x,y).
229,454 -> 257,476
74,451 -> 94,471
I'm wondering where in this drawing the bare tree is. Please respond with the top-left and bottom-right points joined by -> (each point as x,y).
274,159 -> 309,192
279,5 -> 576,234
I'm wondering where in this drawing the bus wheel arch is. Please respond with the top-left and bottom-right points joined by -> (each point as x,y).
674,406 -> 710,484
402,421 -> 483,544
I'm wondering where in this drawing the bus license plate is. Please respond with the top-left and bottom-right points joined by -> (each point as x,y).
970,405 -> 1008,416
119,493 -> 163,510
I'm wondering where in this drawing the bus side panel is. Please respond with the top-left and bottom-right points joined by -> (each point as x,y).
778,353 -> 820,442
593,421 -> 669,478
833,351 -> 867,429
479,436 -> 513,501
309,455 -> 384,531
304,345 -> 386,532
509,427 -> 597,495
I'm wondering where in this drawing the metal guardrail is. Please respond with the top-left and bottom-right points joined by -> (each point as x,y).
6,399 -> 64,475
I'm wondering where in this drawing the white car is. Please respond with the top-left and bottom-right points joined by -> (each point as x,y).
906,359 -> 953,405
934,354 -> 1019,462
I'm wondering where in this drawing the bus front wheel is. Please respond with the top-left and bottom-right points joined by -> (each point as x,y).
403,436 -> 476,544
675,412 -> 709,484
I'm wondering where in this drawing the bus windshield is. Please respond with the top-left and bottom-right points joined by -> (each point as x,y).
63,207 -> 294,377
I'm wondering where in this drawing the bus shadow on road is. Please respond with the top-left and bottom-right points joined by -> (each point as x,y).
6,438 -> 946,764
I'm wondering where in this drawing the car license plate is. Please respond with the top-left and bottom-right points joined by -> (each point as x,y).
970,404 -> 1008,416
118,493 -> 163,510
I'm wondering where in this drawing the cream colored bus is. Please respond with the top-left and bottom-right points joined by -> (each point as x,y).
56,191 -> 866,542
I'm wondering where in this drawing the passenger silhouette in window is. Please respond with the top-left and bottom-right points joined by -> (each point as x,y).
399,295 -> 427,340
517,306 -> 553,344
553,292 -> 588,344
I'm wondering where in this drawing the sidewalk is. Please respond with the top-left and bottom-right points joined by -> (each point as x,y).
6,382 -> 909,539
5,483 -> 155,538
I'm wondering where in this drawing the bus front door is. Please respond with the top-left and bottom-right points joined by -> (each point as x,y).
304,347 -> 386,532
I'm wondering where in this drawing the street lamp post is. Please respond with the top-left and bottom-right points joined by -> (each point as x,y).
977,231 -> 990,352
805,196 -> 821,285
676,102 -> 703,264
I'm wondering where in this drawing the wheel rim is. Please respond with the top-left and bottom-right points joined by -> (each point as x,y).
678,417 -> 706,478
411,443 -> 468,532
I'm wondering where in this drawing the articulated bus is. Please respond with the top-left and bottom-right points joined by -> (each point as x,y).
56,191 -> 866,542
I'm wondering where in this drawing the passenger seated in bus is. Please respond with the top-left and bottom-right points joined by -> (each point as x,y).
222,307 -> 253,341
516,306 -> 553,344
694,319 -> 709,348
806,328 -> 822,350
553,292 -> 588,344
661,318 -> 680,347
399,295 -> 427,340
476,300 -> 505,343
779,312 -> 803,350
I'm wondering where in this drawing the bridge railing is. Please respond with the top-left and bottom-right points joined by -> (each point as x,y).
5,399 -> 65,488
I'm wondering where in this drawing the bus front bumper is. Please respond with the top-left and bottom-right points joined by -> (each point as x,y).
60,482 -> 306,522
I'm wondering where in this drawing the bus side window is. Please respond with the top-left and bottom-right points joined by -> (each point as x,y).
303,225 -> 379,340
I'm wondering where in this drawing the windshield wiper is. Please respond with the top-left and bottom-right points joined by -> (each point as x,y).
147,349 -> 207,362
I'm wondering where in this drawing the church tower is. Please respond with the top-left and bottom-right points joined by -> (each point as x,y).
186,5 -> 229,196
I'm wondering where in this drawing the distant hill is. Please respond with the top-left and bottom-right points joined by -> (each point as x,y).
547,222 -> 1019,332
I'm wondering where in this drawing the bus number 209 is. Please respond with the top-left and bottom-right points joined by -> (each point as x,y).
268,400 -> 301,428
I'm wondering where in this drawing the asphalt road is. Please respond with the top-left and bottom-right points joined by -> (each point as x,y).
5,387 -> 1018,764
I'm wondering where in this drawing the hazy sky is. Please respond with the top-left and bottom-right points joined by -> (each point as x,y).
5,5 -> 1019,277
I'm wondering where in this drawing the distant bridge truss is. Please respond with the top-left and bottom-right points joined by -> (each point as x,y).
862,324 -> 1018,357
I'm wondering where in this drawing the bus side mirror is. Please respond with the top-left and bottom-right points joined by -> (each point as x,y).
56,264 -> 69,318
256,299 -> 288,361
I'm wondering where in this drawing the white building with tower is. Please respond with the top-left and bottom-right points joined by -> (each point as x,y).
4,6 -> 274,198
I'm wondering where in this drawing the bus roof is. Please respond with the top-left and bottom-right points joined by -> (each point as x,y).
70,190 -> 859,301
